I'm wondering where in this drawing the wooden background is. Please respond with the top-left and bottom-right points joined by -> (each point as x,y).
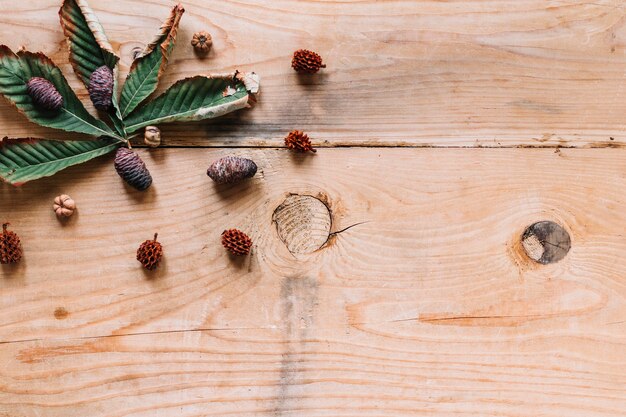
1,1 -> 625,416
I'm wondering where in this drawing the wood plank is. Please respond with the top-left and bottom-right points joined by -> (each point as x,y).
1,0 -> 626,147
0,148 -> 625,415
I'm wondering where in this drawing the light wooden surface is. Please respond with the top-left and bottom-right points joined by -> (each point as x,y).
1,1 -> 626,416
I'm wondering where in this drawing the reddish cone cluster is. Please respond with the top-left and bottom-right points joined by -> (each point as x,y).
136,233 -> 163,270
0,223 -> 22,264
291,49 -> 326,74
221,229 -> 252,256
285,130 -> 316,153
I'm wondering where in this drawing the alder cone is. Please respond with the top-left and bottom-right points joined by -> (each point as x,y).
26,77 -> 64,111
0,223 -> 22,264
114,148 -> 153,191
136,233 -> 163,270
285,130 -> 316,153
88,66 -> 114,111
207,156 -> 257,184
221,229 -> 252,256
291,49 -> 326,74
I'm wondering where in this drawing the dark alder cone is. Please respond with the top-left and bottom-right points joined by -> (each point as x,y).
26,77 -> 63,111
136,233 -> 163,270
114,148 -> 153,191
221,229 -> 252,256
207,156 -> 257,185
291,49 -> 326,74
0,223 -> 22,264
285,130 -> 316,153
88,66 -> 114,111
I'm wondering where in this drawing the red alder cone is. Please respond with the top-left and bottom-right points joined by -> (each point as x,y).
291,49 -> 326,74
0,223 -> 22,264
285,130 -> 316,153
136,233 -> 163,270
26,77 -> 64,111
221,229 -> 252,256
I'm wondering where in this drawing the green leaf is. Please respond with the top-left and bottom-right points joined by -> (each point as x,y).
124,75 -> 253,134
119,4 -> 184,118
0,137 -> 119,185
0,46 -> 122,140
59,0 -> 125,135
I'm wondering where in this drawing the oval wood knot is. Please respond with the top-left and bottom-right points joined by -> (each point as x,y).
522,221 -> 571,264
273,194 -> 332,254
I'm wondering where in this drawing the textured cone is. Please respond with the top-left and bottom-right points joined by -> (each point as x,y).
191,31 -> 212,53
0,223 -> 22,264
88,66 -> 114,111
26,77 -> 64,111
291,49 -> 326,74
221,229 -> 252,256
114,148 -> 153,191
285,130 -> 316,153
207,156 -> 257,184
136,233 -> 163,270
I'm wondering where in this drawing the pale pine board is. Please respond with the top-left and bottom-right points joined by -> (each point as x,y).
0,0 -> 626,147
0,148 -> 625,416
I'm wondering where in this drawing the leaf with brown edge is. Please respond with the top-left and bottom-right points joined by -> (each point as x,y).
119,3 -> 185,118
0,45 -> 122,140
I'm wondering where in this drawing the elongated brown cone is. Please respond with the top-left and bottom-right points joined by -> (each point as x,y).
207,156 -> 257,184
88,66 -> 114,111
221,229 -> 252,256
0,223 -> 22,264
136,233 -> 163,270
114,148 -> 153,191
26,77 -> 63,111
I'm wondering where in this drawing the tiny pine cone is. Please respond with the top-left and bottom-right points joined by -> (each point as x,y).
285,130 -> 316,153
136,233 -> 163,270
291,49 -> 326,74
0,223 -> 22,264
88,66 -> 114,111
114,148 -> 153,191
26,77 -> 64,111
221,229 -> 252,256
207,156 -> 257,184
191,31 -> 212,53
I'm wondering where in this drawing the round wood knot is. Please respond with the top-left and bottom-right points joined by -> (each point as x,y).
272,194 -> 332,254
521,221 -> 571,264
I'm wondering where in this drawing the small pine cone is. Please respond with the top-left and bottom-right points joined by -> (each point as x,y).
88,66 -> 114,111
26,77 -> 64,111
0,223 -> 22,264
136,233 -> 163,270
285,130 -> 316,153
191,31 -> 212,53
207,156 -> 257,185
221,229 -> 252,256
291,49 -> 326,74
53,194 -> 76,218
114,148 -> 153,191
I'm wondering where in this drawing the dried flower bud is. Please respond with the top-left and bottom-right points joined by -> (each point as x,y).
136,233 -> 163,270
114,148 -> 153,191
191,31 -> 212,53
88,66 -> 114,111
144,126 -> 161,148
53,194 -> 76,218
0,223 -> 22,264
26,77 -> 63,111
221,229 -> 252,256
285,130 -> 316,153
207,156 -> 257,185
291,49 -> 326,74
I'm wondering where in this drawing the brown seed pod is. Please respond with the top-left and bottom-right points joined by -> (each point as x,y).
285,130 -> 316,153
144,126 -> 161,147
53,194 -> 76,218
26,77 -> 64,111
114,148 -> 153,191
207,156 -> 257,185
191,31 -> 212,53
221,229 -> 252,256
136,233 -> 163,270
88,66 -> 114,111
291,49 -> 326,74
0,223 -> 22,264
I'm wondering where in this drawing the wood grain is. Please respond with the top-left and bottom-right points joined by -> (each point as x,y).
0,148 -> 625,416
1,0 -> 626,147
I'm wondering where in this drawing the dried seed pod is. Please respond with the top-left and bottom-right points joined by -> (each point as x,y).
191,31 -> 212,53
285,130 -> 316,153
114,148 -> 153,191
207,156 -> 257,185
0,223 -> 22,264
53,194 -> 76,218
136,233 -> 163,270
26,77 -> 63,111
88,65 -> 114,111
291,49 -> 326,74
144,126 -> 161,148
221,229 -> 252,256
